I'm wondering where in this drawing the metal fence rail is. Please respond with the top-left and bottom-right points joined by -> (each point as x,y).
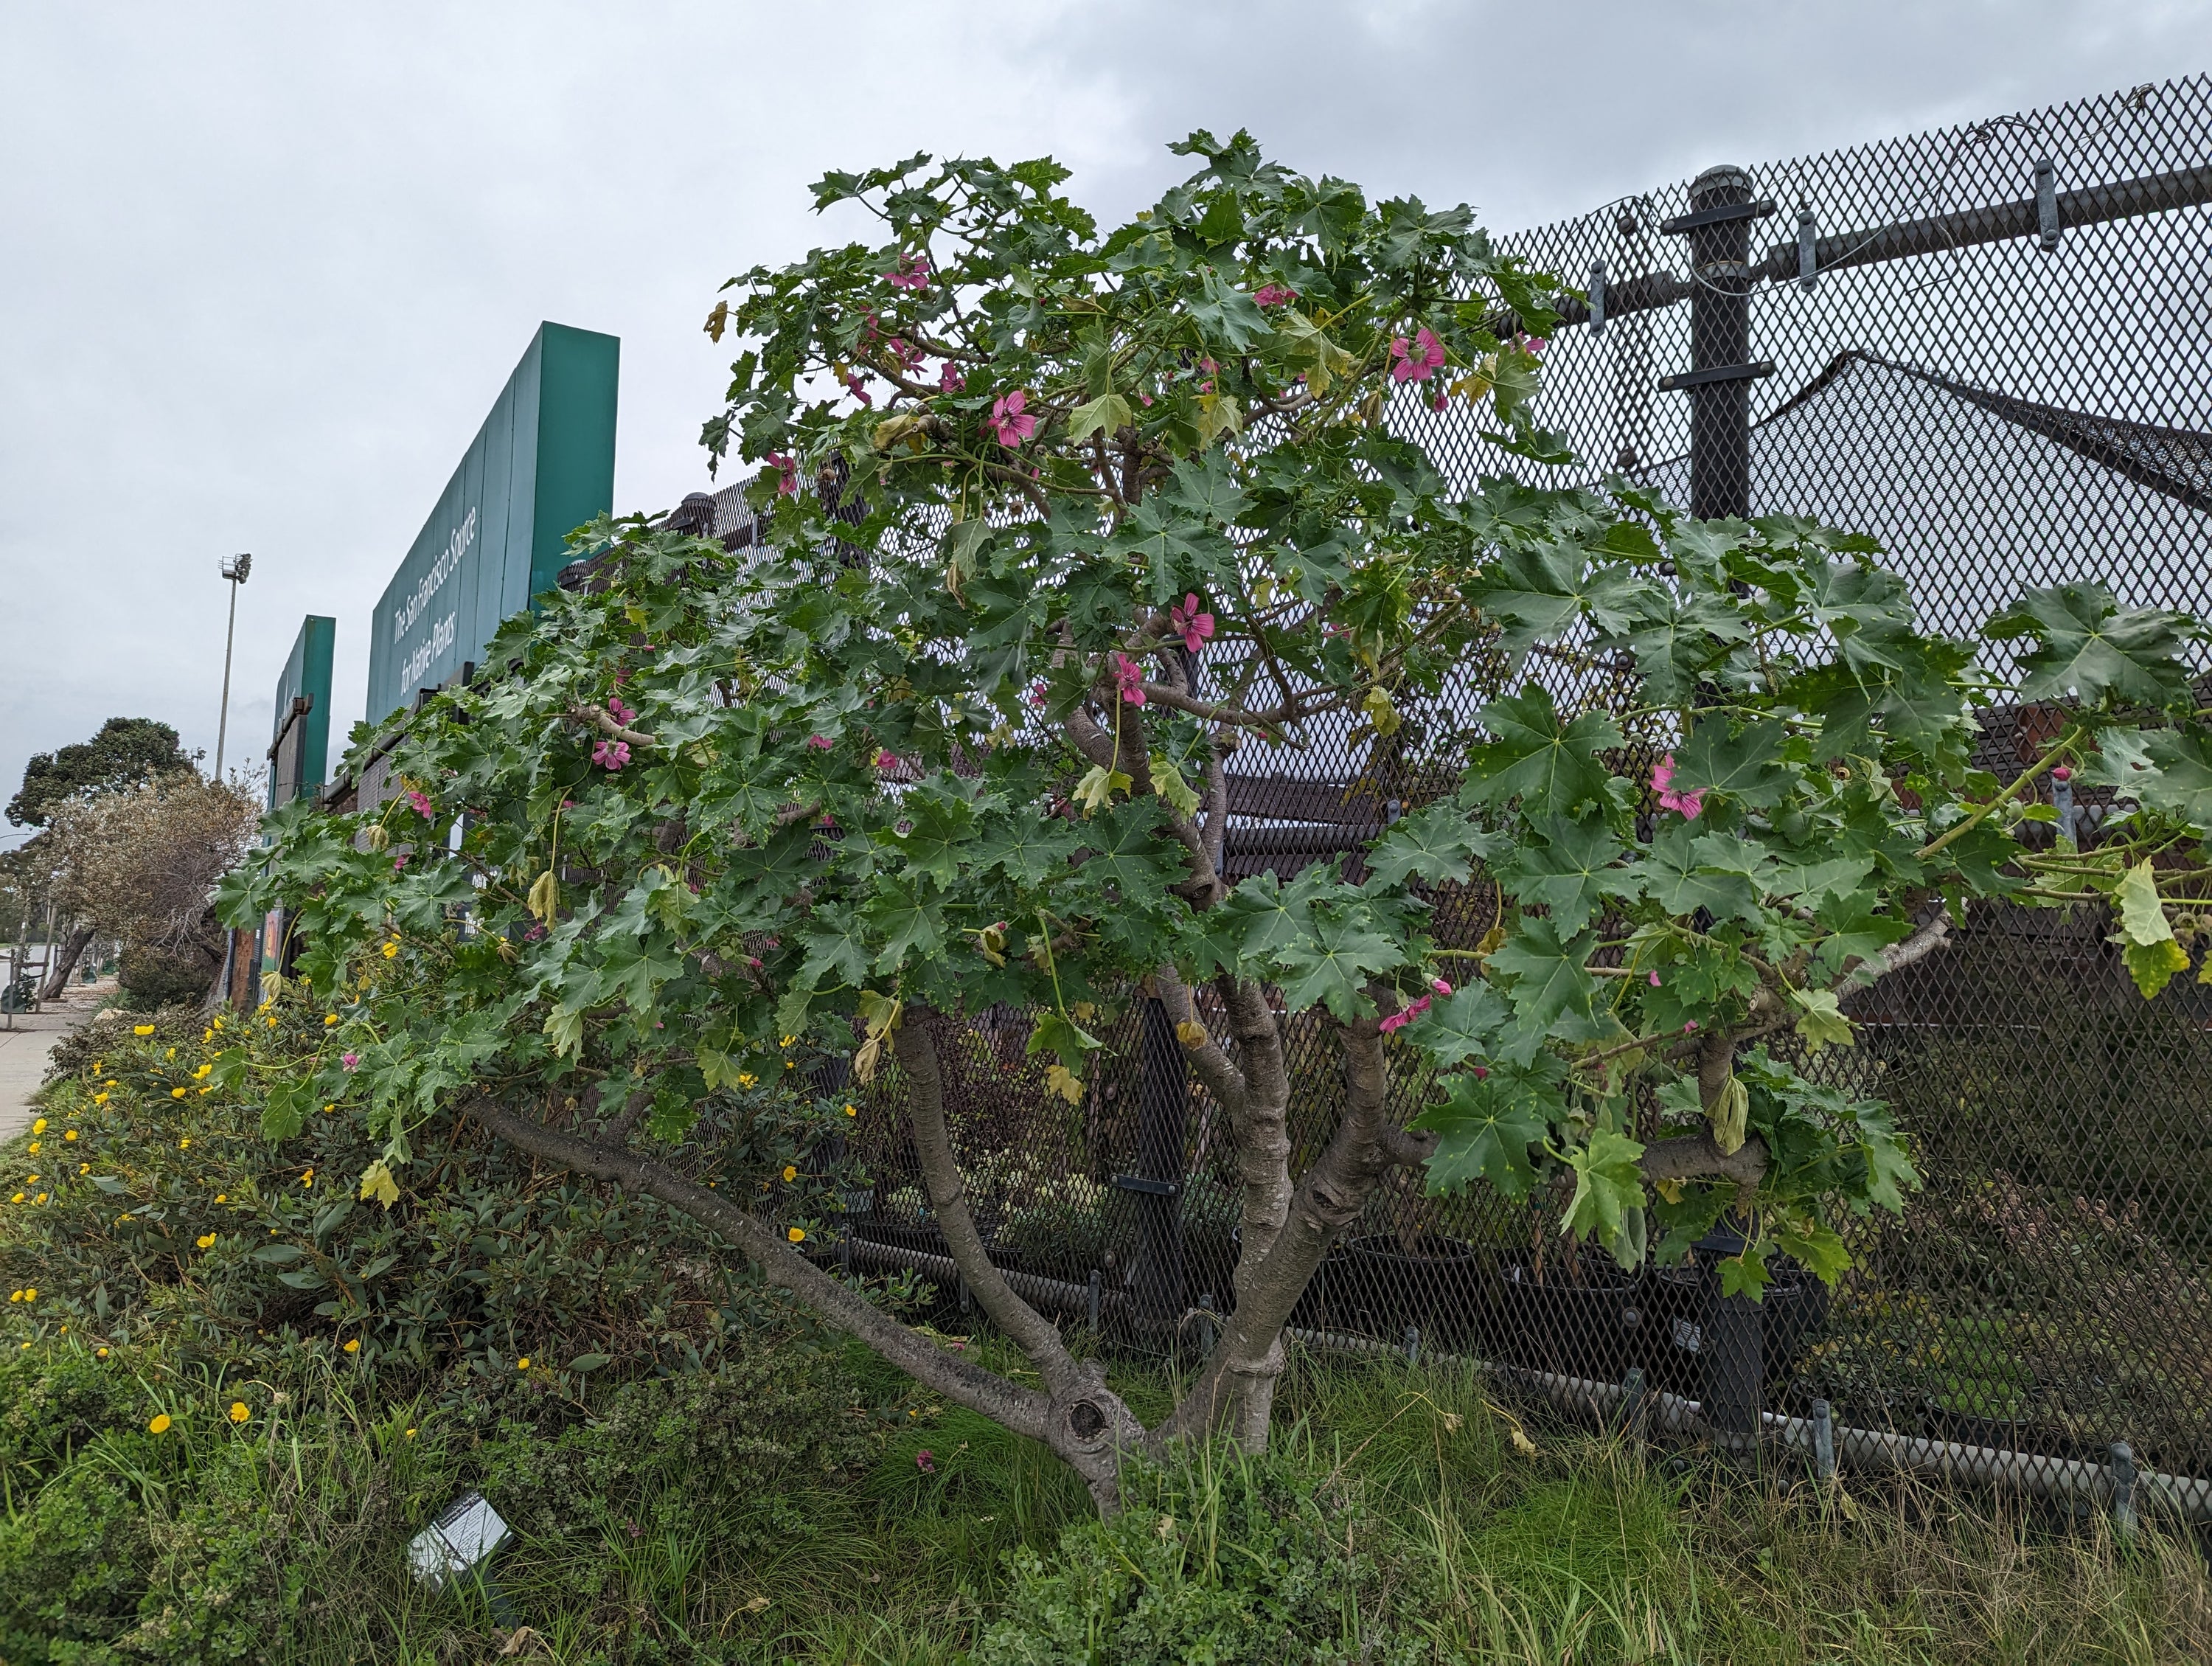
773,75 -> 2212,1502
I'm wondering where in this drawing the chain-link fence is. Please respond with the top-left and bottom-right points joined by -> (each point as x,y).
731,77 -> 2212,1511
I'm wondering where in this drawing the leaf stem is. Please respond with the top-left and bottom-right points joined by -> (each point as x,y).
1915,726 -> 2080,862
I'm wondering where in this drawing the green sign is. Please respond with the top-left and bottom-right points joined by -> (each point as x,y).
365,322 -> 619,724
268,615 -> 336,809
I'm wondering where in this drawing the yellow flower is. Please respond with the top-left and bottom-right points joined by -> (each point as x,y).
196,1233 -> 217,1249
787,1226 -> 807,1243
97,1346 -> 109,1358
170,1088 -> 187,1100
24,1289 -> 35,1301
7,1193 -> 20,1204
737,1072 -> 757,1088
178,1137 -> 190,1149
202,1027 -> 214,1042
322,1104 -> 334,1114
380,941 -> 400,959
324,1013 -> 338,1026
26,1142 -> 38,1155
193,1063 -> 212,1080
302,1173 -> 313,1189
213,1193 -> 225,1202
403,1427 -> 417,1440
91,1061 -> 102,1074
518,1357 -> 531,1370
30,1119 -> 45,1135
63,1130 -> 77,1141
148,1413 -> 171,1434
212,1018 -> 223,1031
783,1165 -> 799,1182
343,1339 -> 361,1353
780,1035 -> 795,1049
133,1025 -> 154,1036
33,1195 -> 46,1204
844,1103 -> 858,1117
165,1047 -> 175,1059
80,1165 -> 89,1175
7,1291 -> 18,1302
229,1401 -> 250,1423
266,1016 -> 276,1029
92,1091 -> 108,1106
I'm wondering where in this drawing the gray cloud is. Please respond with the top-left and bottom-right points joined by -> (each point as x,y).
3,0 -> 2204,846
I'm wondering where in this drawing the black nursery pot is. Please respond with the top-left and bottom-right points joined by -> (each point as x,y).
1643,1259 -> 1831,1400
1342,1234 -> 1483,1347
1490,1250 -> 1644,1383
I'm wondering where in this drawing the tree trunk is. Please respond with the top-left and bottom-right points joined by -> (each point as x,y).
39,924 -> 95,1000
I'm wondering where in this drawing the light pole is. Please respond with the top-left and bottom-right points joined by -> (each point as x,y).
214,553 -> 252,779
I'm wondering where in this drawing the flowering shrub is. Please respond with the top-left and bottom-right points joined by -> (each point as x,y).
223,133 -> 2212,1505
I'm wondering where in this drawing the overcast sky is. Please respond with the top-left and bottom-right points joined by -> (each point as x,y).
4,0 -> 2206,847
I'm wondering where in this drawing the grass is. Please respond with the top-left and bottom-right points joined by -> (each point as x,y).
3,1322 -> 2209,1661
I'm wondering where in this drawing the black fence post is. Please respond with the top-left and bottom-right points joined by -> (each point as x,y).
1127,992 -> 1189,1335
1671,164 -> 1769,520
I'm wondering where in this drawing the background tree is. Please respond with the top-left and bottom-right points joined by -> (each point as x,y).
7,717 -> 199,828
51,774 -> 260,1007
8,717 -> 206,995
223,136 -> 2212,1510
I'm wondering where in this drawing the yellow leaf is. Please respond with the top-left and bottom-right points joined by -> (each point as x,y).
1043,1063 -> 1085,1105
1362,687 -> 1402,737
1509,1429 -> 1538,1457
1654,1178 -> 1684,1205
1710,1076 -> 1750,1156
703,299 -> 729,343
357,1160 -> 400,1209
1175,1020 -> 1209,1050
852,1035 -> 883,1085
527,869 -> 560,924
1149,755 -> 1200,816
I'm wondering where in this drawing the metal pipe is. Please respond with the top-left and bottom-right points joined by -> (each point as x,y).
834,1234 -> 1127,1319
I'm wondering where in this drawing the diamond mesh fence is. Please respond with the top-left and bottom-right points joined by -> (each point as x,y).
755,79 -> 2212,1503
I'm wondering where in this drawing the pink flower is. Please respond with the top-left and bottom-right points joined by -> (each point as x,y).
525,923 -> 546,941
843,373 -> 874,408
1648,971 -> 1662,987
608,696 -> 636,726
1389,327 -> 1445,383
805,735 -> 833,752
1430,977 -> 1452,996
1138,392 -> 1153,406
1112,654 -> 1147,706
561,799 -> 576,810
1472,1064 -> 1489,1079
916,1448 -> 935,1472
592,739 -> 632,771
938,360 -> 965,392
887,253 -> 931,291
1518,335 -> 1548,357
1431,390 -> 1450,412
2051,765 -> 2073,782
767,453 -> 799,496
888,336 -> 924,373
1683,1020 -> 1699,1032
1169,594 -> 1215,654
1026,680 -> 1048,709
1253,283 -> 1299,308
876,750 -> 899,770
1379,994 -> 1433,1033
406,789 -> 434,819
1197,357 -> 1217,395
987,389 -> 1036,448
341,1052 -> 360,1071
392,854 -> 408,872
1652,754 -> 1705,819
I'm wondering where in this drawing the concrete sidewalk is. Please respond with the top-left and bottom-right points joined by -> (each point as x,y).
0,981 -> 115,1140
